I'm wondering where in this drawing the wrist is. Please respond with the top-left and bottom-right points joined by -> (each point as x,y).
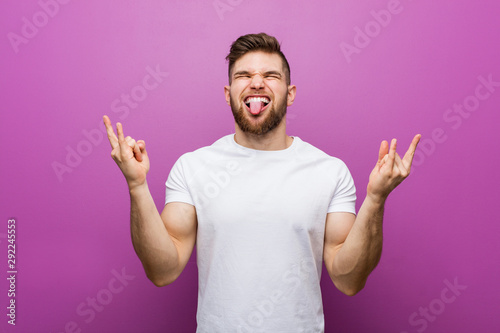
128,181 -> 149,197
365,192 -> 387,207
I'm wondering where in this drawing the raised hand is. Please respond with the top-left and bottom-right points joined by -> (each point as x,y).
367,134 -> 421,203
103,115 -> 150,190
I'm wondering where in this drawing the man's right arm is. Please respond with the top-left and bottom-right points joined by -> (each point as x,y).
103,115 -> 197,287
129,184 -> 197,287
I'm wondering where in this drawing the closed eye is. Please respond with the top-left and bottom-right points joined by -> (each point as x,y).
233,71 -> 252,80
264,71 -> 282,79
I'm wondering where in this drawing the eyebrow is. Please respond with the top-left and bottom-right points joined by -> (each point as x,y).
233,70 -> 282,78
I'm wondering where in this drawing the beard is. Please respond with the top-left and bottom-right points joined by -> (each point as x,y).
229,93 -> 287,135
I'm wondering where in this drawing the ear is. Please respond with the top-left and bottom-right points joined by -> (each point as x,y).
287,85 -> 296,106
224,85 -> 231,105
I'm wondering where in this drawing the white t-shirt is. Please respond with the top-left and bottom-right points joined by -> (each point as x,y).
165,134 -> 356,333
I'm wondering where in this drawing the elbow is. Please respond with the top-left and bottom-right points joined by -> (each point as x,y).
329,262 -> 371,296
332,276 -> 366,296
147,271 -> 179,287
340,283 -> 365,296
149,278 -> 170,287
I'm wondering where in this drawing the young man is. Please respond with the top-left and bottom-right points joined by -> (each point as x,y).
104,33 -> 420,332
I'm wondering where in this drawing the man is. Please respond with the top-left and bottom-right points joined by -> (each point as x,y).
104,33 -> 420,332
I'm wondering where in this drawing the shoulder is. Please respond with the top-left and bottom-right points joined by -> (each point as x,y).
174,135 -> 234,166
294,137 -> 349,169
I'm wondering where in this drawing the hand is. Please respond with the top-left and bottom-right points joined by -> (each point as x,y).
103,115 -> 150,190
367,134 -> 421,203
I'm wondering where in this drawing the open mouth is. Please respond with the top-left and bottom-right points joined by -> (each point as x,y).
244,96 -> 270,115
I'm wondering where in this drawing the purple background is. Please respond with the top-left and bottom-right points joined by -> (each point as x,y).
1,0 -> 499,332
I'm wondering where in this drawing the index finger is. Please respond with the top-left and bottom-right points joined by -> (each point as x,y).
378,140 -> 389,163
402,134 -> 422,169
103,115 -> 118,149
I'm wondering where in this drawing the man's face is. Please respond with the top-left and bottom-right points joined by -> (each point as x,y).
224,51 -> 296,135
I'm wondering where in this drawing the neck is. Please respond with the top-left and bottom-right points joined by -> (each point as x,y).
234,118 -> 293,151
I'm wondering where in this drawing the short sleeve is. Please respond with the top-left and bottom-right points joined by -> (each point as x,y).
165,155 -> 194,206
327,161 -> 356,214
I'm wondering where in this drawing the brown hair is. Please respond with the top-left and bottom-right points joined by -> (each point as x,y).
226,33 -> 291,85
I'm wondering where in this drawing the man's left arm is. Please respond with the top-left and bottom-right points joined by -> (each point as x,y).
323,135 -> 421,296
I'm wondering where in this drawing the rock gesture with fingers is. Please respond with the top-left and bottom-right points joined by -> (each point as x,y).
323,134 -> 421,295
103,115 -> 150,190
367,134 -> 421,204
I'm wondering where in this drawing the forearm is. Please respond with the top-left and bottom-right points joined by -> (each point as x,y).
327,135 -> 420,295
129,183 -> 179,285
330,196 -> 385,295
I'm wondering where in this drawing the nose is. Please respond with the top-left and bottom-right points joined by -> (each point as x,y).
250,73 -> 264,89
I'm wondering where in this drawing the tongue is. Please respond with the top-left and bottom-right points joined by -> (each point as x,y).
249,101 -> 264,115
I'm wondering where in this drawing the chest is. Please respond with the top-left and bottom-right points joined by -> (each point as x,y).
189,158 -> 335,239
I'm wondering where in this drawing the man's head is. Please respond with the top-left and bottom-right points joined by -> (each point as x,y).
224,33 -> 296,136
226,33 -> 291,86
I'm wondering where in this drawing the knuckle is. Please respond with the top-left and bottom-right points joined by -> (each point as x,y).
111,150 -> 120,160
